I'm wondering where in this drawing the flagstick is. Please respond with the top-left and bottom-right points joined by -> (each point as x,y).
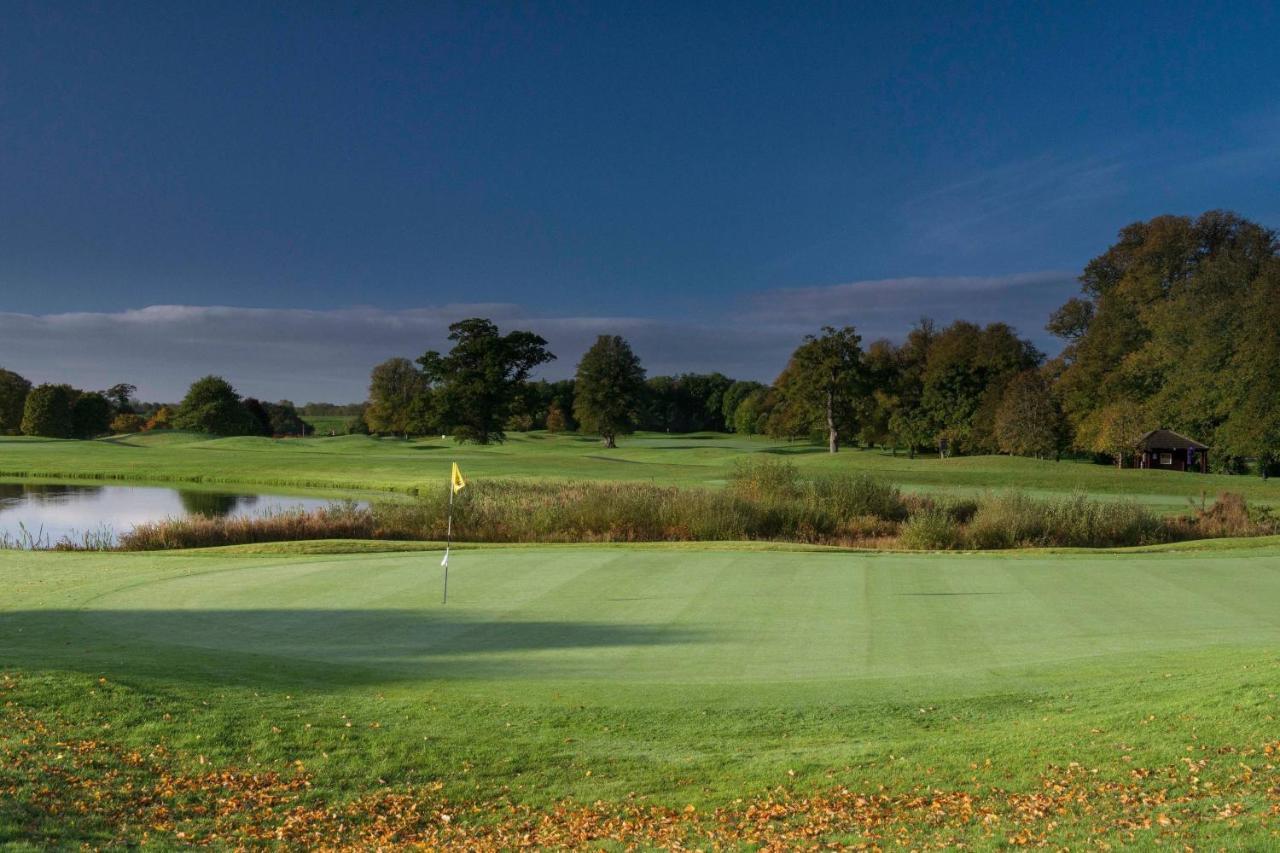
443,476 -> 454,605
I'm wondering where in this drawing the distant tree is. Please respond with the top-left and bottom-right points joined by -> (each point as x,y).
266,400 -> 311,436
347,405 -> 371,435
366,357 -> 425,437
775,326 -> 867,453
71,392 -> 113,439
110,413 -> 146,434
1091,402 -> 1149,468
994,370 -> 1068,459
21,384 -> 75,438
0,368 -> 32,434
243,398 -> 274,436
545,400 -> 568,433
145,406 -> 174,430
732,387 -> 770,435
721,380 -> 767,432
105,383 -> 138,414
418,318 -> 555,444
573,335 -> 647,448
173,376 -> 257,436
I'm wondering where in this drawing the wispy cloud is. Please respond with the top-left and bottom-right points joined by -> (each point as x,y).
0,269 -> 1079,400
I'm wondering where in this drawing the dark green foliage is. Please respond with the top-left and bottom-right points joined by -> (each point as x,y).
641,373 -> 736,432
21,384 -> 75,438
772,326 -> 867,453
573,335 -> 647,447
418,318 -> 555,444
173,376 -> 258,436
70,392 -> 112,439
0,368 -> 32,434
366,358 -> 427,437
266,400 -> 312,436
243,398 -> 273,436
721,380 -> 767,432
105,383 -> 137,414
1052,211 -> 1280,459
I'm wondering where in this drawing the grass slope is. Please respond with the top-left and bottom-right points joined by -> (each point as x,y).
0,430 -> 1275,513
4,543 -> 1280,845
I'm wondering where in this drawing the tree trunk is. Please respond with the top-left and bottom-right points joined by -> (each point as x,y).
603,434 -> 616,449
826,390 -> 838,453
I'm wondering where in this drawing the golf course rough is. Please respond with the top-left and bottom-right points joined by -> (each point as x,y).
5,541 -> 1280,847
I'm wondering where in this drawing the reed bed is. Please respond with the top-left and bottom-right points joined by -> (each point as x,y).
100,458 -> 1278,552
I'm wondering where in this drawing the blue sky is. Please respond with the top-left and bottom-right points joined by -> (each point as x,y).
1,1 -> 1278,399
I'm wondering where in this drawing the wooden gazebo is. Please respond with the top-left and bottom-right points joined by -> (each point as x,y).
1135,429 -> 1208,472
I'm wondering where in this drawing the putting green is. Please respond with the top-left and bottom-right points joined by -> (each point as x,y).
8,544 -> 1280,696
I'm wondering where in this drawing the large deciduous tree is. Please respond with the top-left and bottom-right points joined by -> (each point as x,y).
1050,211 -> 1279,467
994,370 -> 1068,459
366,358 -> 426,437
0,368 -> 32,434
173,376 -> 258,436
573,335 -> 647,448
71,392 -> 113,439
418,318 -> 555,444
775,326 -> 867,453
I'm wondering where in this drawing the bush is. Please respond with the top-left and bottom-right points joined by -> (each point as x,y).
898,509 -> 962,550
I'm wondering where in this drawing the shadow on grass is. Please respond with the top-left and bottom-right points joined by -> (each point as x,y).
0,609 -> 706,688
759,446 -> 828,456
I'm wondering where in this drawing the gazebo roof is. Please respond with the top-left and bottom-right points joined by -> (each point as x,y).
1136,429 -> 1208,451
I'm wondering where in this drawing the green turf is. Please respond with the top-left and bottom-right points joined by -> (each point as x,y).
0,430 -> 1274,514
4,543 -> 1280,842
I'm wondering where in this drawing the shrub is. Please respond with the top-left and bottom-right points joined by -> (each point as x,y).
898,508 -> 962,550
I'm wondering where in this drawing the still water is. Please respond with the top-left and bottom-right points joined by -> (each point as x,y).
0,482 -> 349,545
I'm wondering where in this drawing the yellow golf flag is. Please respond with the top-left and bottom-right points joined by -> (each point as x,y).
450,462 -> 466,494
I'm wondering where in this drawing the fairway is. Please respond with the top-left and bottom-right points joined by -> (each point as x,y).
6,542 -> 1280,845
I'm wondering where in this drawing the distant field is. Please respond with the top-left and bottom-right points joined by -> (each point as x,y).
4,540 -> 1280,846
301,414 -> 355,435
0,430 -> 1274,514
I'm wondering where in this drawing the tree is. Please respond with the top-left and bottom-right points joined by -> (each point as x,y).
994,370 -> 1068,459
146,406 -> 174,430
243,398 -> 274,436
105,383 -> 137,414
775,326 -> 867,453
71,392 -> 112,439
110,413 -> 146,434
1091,402 -> 1149,468
721,380 -> 767,432
545,400 -> 568,432
0,368 -> 32,434
366,358 -> 426,437
173,376 -> 257,436
21,384 -> 74,438
573,335 -> 647,448
418,318 -> 555,444
1051,211 -> 1279,455
266,400 -> 311,436
732,387 -> 771,435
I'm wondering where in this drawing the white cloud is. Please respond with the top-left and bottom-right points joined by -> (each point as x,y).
1,271 -> 1077,400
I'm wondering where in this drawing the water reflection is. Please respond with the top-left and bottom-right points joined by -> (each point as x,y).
0,482 -> 353,544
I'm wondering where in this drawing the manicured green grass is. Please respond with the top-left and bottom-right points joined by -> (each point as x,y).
301,414 -> 355,435
0,430 -> 1274,513
4,542 -> 1280,845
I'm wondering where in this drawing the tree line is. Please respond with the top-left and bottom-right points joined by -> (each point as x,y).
5,210 -> 1276,472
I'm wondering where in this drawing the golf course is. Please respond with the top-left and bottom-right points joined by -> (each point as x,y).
3,433 -> 1280,848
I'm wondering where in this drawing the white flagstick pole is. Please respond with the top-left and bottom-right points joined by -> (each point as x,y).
442,474 -> 455,604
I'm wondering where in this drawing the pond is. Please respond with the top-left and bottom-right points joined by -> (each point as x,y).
0,482 -> 356,547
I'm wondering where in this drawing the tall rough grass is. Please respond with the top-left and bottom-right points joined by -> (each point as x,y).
108,473 -> 1272,552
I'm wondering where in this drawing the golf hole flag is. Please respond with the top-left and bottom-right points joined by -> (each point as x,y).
441,462 -> 465,603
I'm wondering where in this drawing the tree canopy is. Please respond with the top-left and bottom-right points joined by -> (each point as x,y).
573,335 -> 647,448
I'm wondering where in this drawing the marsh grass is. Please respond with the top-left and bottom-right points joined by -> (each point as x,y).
108,467 -> 1267,552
